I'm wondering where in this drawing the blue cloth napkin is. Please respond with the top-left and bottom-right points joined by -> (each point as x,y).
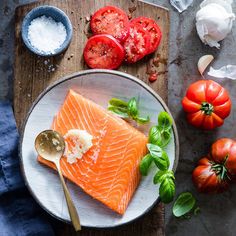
0,101 -> 55,236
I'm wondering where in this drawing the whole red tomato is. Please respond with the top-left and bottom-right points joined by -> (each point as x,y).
192,138 -> 236,193
182,80 -> 231,130
192,157 -> 229,193
210,138 -> 236,177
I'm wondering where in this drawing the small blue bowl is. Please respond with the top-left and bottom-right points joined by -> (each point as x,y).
21,5 -> 73,56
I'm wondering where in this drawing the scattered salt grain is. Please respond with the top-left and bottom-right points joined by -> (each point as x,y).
85,16 -> 90,22
28,15 -> 67,54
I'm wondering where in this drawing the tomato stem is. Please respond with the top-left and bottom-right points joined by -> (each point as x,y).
201,102 -> 214,115
223,154 -> 229,165
211,163 -> 229,181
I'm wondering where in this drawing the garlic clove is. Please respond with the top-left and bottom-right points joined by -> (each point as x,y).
198,55 -> 214,76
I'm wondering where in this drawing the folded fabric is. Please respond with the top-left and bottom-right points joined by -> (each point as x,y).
0,101 -> 54,236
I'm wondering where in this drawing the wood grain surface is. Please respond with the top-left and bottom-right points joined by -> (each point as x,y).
14,0 -> 169,235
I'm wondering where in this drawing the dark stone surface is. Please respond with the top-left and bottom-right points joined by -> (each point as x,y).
1,0 -> 236,235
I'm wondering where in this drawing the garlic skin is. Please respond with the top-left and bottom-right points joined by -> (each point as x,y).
208,65 -> 236,80
196,0 -> 235,48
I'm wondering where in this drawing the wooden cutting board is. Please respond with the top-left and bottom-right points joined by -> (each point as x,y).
14,0 -> 169,235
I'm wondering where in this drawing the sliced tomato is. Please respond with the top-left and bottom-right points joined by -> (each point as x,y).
83,34 -> 125,69
130,17 -> 162,54
124,25 -> 151,63
91,6 -> 130,43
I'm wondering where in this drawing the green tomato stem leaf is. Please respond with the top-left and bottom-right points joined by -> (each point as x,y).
158,111 -> 173,130
159,177 -> 175,203
172,192 -> 196,217
139,154 -> 153,176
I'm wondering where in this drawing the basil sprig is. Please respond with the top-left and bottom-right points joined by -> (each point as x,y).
108,97 -> 150,124
140,111 -> 175,203
173,192 -> 198,218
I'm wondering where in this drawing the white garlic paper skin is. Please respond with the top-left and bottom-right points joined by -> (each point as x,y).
170,0 -> 193,13
208,65 -> 236,80
196,0 -> 235,48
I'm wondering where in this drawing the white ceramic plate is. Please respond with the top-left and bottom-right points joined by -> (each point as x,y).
20,69 -> 179,228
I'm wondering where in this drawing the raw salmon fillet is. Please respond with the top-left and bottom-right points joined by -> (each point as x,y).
38,90 -> 147,214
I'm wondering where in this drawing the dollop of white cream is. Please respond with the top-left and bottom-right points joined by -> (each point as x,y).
64,129 -> 93,164
196,0 -> 235,48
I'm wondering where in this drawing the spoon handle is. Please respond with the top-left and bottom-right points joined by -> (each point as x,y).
55,162 -> 81,231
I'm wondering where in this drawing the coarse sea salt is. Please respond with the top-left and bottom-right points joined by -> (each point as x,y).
28,15 -> 67,54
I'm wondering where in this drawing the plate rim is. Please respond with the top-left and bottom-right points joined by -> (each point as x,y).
19,69 -> 179,228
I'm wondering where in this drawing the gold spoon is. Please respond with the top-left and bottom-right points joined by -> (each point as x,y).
35,130 -> 81,231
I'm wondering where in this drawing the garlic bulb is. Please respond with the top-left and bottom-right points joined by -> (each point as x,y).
196,0 -> 235,48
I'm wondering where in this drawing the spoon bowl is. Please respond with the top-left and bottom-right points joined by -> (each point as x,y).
35,130 -> 65,161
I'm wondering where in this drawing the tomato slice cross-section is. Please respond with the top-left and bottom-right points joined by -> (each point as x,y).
124,25 -> 151,63
83,34 -> 125,69
130,17 -> 162,54
91,6 -> 130,43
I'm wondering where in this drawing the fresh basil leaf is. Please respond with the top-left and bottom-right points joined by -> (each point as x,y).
139,154 -> 153,176
108,97 -> 151,126
135,116 -> 150,124
153,170 -> 175,184
173,192 -> 196,217
108,98 -> 128,108
147,143 -> 163,158
108,104 -> 128,112
108,106 -> 129,118
149,126 -> 161,144
127,97 -> 138,117
149,126 -> 171,148
159,177 -> 175,203
158,127 -> 172,148
158,111 -> 172,130
153,151 -> 170,171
